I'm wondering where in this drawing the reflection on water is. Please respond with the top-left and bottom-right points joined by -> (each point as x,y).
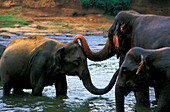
0,35 -> 155,112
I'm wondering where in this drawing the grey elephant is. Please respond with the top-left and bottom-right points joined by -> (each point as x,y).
0,36 -> 116,96
73,11 -> 170,109
0,44 -> 6,81
115,47 -> 170,112
0,44 -> 6,58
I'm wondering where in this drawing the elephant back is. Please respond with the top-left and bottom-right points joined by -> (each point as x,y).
0,36 -> 60,77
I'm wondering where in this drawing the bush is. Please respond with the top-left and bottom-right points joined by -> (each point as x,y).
78,0 -> 130,16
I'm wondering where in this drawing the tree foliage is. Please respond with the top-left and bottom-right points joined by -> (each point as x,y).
79,0 -> 130,16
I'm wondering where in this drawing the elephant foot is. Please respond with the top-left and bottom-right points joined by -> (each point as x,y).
56,90 -> 67,96
3,88 -> 11,95
32,90 -> 42,96
32,86 -> 44,96
135,104 -> 151,112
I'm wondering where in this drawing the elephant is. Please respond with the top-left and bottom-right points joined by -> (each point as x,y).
0,44 -> 6,81
73,10 -> 170,110
115,47 -> 170,112
0,44 -> 6,58
0,35 -> 117,96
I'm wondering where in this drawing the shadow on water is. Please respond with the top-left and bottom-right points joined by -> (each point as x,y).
0,35 -> 156,112
1,93 -> 68,112
0,91 -> 115,112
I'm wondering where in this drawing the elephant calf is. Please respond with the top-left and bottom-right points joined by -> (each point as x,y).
0,36 -> 115,96
115,47 -> 170,112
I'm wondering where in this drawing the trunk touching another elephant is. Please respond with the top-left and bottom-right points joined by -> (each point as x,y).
74,35 -> 118,95
73,35 -> 115,61
81,67 -> 119,95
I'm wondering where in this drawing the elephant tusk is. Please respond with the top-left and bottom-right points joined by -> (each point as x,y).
136,61 -> 144,75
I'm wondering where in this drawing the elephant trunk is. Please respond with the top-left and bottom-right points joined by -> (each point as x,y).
115,78 -> 126,112
81,66 -> 119,95
73,35 -> 115,61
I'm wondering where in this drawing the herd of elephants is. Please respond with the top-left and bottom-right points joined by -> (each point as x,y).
0,10 -> 170,112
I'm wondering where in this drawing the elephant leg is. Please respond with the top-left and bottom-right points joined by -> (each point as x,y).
32,74 -> 45,96
55,75 -> 67,96
154,83 -> 161,104
3,82 -> 12,95
156,85 -> 170,112
2,73 -> 12,95
30,56 -> 48,96
134,86 -> 150,111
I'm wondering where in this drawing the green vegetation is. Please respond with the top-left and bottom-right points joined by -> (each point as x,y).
61,24 -> 73,29
77,24 -> 84,27
52,27 -> 64,30
6,8 -> 23,15
78,0 -> 130,16
84,25 -> 90,28
51,21 -> 63,26
0,16 -> 30,28
34,21 -> 74,30
51,21 -> 73,29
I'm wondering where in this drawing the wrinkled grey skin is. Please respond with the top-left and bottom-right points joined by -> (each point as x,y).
75,11 -> 170,110
116,47 -> 170,112
108,10 -> 170,110
0,36 -> 116,96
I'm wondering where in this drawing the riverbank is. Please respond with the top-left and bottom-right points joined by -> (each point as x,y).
0,1 -> 115,37
0,14 -> 114,37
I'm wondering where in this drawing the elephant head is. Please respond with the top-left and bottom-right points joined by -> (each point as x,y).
115,47 -> 153,112
110,11 -> 140,57
72,11 -> 140,94
54,42 -> 117,95
73,11 -> 139,61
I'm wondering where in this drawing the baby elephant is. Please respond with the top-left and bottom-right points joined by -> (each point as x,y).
115,47 -> 170,112
0,36 -> 115,96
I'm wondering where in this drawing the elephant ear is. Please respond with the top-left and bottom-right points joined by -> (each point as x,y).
113,34 -> 119,48
136,55 -> 145,75
113,22 -> 129,49
55,47 -> 64,71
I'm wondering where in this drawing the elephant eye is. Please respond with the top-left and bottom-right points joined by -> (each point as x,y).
122,67 -> 128,73
73,60 -> 80,66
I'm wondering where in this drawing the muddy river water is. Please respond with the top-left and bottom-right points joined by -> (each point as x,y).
0,35 -> 156,111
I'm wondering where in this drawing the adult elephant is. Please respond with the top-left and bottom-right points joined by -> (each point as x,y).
116,47 -> 170,112
73,10 -> 170,110
0,44 -> 6,81
0,36 -> 116,96
0,44 -> 6,58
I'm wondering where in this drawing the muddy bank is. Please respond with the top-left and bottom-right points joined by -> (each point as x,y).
0,26 -> 108,37
0,14 -> 113,37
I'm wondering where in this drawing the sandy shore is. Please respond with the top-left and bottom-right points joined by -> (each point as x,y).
0,26 -> 108,37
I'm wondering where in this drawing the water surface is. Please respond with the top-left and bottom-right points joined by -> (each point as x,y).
0,35 -> 155,112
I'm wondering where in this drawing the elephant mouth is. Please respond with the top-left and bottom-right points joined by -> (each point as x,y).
124,82 -> 147,96
124,86 -> 141,96
67,71 -> 79,76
